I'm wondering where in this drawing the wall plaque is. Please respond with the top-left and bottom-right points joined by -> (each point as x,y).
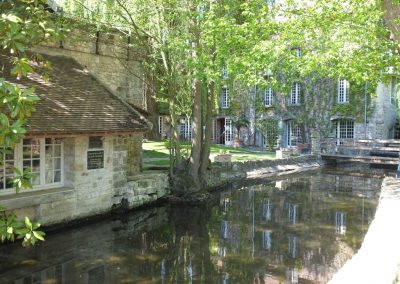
87,150 -> 104,170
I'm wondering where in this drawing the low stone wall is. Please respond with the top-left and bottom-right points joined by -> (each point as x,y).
206,155 -> 324,189
113,171 -> 170,209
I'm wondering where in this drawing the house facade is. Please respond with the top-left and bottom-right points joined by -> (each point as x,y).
213,66 -> 399,150
0,29 -> 170,225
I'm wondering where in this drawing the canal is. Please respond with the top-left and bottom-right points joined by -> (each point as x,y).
0,169 -> 382,283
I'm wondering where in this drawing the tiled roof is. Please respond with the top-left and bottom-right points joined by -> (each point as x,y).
0,53 -> 148,135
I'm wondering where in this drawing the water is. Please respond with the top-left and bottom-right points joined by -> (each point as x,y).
0,169 -> 381,284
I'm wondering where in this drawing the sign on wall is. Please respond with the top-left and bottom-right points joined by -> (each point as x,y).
87,150 -> 104,170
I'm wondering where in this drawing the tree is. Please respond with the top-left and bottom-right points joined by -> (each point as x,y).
256,118 -> 280,151
62,0 -> 398,193
0,0 -> 64,245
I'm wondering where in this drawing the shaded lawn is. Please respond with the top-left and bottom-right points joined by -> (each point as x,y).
143,140 -> 275,164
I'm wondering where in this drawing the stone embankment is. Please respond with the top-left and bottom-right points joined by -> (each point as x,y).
329,177 -> 400,284
206,155 -> 323,189
114,171 -> 170,209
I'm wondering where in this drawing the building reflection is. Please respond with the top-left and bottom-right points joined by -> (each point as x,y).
221,220 -> 229,239
288,203 -> 298,225
335,212 -> 346,235
262,199 -> 273,221
288,234 -> 297,259
262,230 -> 272,250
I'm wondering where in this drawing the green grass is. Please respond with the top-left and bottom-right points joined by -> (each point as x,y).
143,140 -> 275,165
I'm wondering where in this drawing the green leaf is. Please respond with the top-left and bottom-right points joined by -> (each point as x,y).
24,217 -> 32,229
33,230 -> 45,241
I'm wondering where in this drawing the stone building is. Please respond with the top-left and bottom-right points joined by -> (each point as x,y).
212,66 -> 399,150
0,38 -> 169,225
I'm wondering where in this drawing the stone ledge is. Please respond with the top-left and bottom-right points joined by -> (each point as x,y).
329,177 -> 400,284
0,187 -> 75,210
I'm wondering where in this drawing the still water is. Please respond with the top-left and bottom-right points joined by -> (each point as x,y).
0,169 -> 381,284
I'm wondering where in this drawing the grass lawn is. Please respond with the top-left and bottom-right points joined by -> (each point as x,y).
143,140 -> 275,167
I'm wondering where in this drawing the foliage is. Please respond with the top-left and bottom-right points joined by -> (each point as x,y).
256,118 -> 281,151
61,0 -> 398,189
0,0 -> 64,245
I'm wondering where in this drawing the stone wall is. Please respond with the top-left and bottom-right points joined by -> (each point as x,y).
0,134 -> 169,226
206,155 -> 323,189
33,28 -> 145,108
364,82 -> 397,139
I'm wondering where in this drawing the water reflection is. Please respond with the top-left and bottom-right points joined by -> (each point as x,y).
0,170 -> 380,284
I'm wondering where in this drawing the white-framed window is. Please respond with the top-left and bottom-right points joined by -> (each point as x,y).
87,136 -> 104,170
221,86 -> 230,108
179,118 -> 192,141
225,118 -> 233,145
264,87 -> 273,106
0,138 -> 64,192
0,148 -> 14,190
335,119 -> 354,141
158,116 -> 164,134
338,79 -> 349,103
287,121 -> 302,147
289,82 -> 301,105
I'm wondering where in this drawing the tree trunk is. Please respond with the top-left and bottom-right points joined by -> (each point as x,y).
188,77 -> 202,191
169,98 -> 181,168
200,81 -> 214,186
144,73 -> 159,140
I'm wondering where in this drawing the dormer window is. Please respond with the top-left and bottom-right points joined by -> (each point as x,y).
338,79 -> 349,103
264,87 -> 273,106
289,82 -> 301,105
221,86 -> 230,108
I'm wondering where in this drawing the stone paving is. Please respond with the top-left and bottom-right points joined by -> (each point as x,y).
329,177 -> 400,284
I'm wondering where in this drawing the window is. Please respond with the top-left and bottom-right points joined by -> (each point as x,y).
0,148 -> 14,190
335,120 -> 354,139
0,138 -> 64,192
289,82 -> 301,105
23,138 -> 63,186
158,116 -> 164,134
225,118 -> 233,144
338,79 -> 349,103
221,86 -> 230,108
335,119 -> 354,145
287,121 -> 302,147
23,139 -> 41,185
264,87 -> 273,106
87,137 -> 104,170
44,138 -> 62,184
179,118 -> 192,141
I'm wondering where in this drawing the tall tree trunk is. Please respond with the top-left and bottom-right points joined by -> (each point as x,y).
188,77 -> 202,191
144,73 -> 159,140
199,81 -> 214,185
169,97 -> 181,169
